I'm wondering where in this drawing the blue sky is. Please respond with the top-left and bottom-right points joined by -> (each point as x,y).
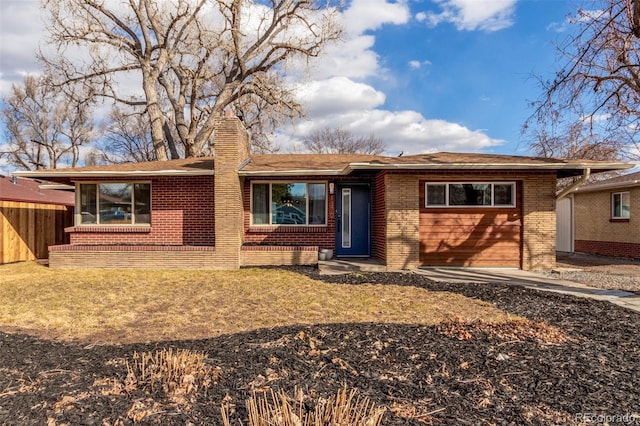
370,0 -> 570,154
0,0 -> 579,170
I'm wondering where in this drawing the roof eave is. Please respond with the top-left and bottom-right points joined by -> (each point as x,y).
12,170 -> 215,179
238,169 -> 345,176
345,162 -> 633,172
574,179 -> 640,193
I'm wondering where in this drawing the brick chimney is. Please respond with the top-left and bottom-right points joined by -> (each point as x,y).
212,111 -> 251,268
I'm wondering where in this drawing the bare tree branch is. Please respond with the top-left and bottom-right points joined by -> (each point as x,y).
0,75 -> 95,170
40,0 -> 343,160
300,128 -> 386,155
524,0 -> 640,162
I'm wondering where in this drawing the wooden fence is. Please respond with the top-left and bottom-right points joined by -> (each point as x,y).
0,201 -> 73,264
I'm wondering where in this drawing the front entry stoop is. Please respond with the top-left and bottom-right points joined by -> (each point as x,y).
318,258 -> 387,275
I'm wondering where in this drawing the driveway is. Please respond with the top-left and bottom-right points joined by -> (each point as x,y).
414,253 -> 640,313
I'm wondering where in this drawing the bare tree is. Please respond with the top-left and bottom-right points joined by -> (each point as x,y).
40,0 -> 343,160
301,128 -> 386,154
524,0 -> 640,161
97,108 -> 159,163
0,75 -> 95,170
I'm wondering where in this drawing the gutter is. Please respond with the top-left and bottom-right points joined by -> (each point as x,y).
557,168 -> 591,200
572,179 -> 640,193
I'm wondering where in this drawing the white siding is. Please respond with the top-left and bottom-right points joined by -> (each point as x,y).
556,196 -> 574,252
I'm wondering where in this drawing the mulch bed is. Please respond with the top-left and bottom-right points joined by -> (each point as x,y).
1,268 -> 639,425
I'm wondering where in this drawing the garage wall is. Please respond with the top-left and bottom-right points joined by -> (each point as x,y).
418,181 -> 522,267
383,171 -> 556,270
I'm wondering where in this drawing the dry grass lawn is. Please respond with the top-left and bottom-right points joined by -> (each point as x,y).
0,262 -> 517,344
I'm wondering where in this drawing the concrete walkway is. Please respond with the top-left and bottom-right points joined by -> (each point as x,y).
318,259 -> 640,313
413,268 -> 640,313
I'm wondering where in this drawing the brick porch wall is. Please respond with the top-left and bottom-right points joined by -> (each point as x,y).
382,170 -> 557,271
240,245 -> 318,266
49,245 -> 222,269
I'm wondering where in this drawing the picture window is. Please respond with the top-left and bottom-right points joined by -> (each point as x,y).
425,182 -> 516,207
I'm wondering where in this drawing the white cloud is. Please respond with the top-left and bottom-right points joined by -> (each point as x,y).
342,0 -> 410,34
298,35 -> 381,80
0,1 -> 46,95
408,59 -> 431,69
296,77 -> 386,116
276,108 -> 503,155
546,21 -> 569,33
294,0 -> 411,81
418,0 -> 517,32
1,0 -> 505,161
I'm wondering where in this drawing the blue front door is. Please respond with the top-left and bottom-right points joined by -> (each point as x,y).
335,184 -> 370,257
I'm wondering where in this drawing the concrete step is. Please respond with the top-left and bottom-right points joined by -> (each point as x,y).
318,259 -> 387,275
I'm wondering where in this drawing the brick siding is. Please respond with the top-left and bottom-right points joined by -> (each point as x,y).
49,245 -> 220,269
572,186 -> 640,260
55,116 -> 325,269
240,245 -> 318,266
242,175 -> 378,256
242,177 -> 335,250
574,240 -> 640,259
69,175 -> 215,246
574,187 -> 640,246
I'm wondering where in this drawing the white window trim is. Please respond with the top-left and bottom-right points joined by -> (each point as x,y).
425,182 -> 516,208
611,191 -> 631,219
76,181 -> 152,226
250,181 -> 328,226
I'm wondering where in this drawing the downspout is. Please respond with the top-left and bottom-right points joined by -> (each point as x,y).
557,168 -> 591,200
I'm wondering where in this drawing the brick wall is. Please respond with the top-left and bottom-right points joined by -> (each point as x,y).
240,245 -> 318,266
521,173 -> 556,270
573,186 -> 640,259
54,116 -> 329,269
49,245 -> 221,269
242,177 -> 335,249
381,170 -> 557,270
69,175 -> 215,246
384,173 -> 421,270
574,240 -> 640,259
574,188 -> 640,244
242,175 -> 377,255
212,114 -> 251,269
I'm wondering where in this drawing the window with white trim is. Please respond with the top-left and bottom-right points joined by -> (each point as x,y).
251,182 -> 327,225
612,192 -> 630,219
77,182 -> 151,225
425,182 -> 516,207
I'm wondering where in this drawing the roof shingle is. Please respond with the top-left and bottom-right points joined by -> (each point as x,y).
11,152 -> 632,181
0,176 -> 74,205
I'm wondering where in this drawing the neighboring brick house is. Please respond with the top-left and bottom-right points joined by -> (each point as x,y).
14,114 -> 631,270
560,171 -> 640,260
